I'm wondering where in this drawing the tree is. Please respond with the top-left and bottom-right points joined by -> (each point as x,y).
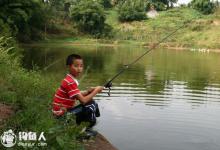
69,0 -> 110,37
0,0 -> 48,41
190,0 -> 216,14
118,0 -> 146,22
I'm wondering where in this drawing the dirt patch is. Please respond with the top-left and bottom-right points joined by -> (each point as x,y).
212,20 -> 220,26
0,103 -> 14,127
84,133 -> 117,150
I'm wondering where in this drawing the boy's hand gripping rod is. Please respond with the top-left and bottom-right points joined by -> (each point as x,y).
103,19 -> 196,96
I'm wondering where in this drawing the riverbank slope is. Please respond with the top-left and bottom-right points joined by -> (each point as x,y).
42,7 -> 220,50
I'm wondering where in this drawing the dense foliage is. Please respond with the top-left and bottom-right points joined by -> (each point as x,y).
98,0 -> 112,8
118,0 -> 146,22
0,0 -> 48,42
190,0 -> 216,14
70,0 -> 111,37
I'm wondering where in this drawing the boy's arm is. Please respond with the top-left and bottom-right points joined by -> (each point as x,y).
81,87 -> 96,96
76,86 -> 103,105
81,91 -> 89,96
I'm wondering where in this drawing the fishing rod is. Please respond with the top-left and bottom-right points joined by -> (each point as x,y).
104,18 -> 197,96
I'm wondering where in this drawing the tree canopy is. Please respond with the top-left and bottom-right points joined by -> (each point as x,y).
0,0 -> 48,41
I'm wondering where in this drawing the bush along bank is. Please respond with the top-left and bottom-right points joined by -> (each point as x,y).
0,37 -> 85,150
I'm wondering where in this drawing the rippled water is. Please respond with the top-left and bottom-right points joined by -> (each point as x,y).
22,44 -> 220,150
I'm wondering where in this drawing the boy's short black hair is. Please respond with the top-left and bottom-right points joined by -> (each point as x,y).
66,54 -> 82,66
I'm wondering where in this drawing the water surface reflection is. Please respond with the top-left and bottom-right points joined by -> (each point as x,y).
22,45 -> 220,150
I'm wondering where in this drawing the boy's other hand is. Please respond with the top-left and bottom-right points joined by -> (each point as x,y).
95,86 -> 104,93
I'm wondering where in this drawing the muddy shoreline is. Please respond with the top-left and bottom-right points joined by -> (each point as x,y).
22,41 -> 220,53
83,133 -> 117,150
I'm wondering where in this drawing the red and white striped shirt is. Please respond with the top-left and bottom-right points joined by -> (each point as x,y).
52,74 -> 80,116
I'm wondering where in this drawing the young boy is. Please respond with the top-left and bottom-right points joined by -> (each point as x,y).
52,54 -> 103,134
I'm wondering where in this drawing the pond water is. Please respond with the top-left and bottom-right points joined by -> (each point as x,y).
22,44 -> 220,150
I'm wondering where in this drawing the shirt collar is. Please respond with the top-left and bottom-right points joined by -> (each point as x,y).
67,74 -> 79,86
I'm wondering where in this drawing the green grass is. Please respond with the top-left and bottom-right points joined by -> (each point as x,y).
105,8 -> 120,26
97,7 -> 220,49
113,7 -> 220,49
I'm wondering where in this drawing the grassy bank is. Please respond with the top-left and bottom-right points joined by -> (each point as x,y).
106,7 -> 220,49
0,37 -> 84,149
41,7 -> 220,50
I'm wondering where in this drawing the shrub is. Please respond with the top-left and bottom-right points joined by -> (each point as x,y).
70,0 -> 111,37
190,0 -> 216,15
118,0 -> 147,22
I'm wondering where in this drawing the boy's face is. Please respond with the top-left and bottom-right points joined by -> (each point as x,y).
69,59 -> 83,77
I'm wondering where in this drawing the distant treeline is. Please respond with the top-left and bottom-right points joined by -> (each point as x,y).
0,0 -> 218,41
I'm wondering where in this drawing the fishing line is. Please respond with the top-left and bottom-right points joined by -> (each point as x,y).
104,17 -> 200,96
79,65 -> 90,82
43,58 -> 63,71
